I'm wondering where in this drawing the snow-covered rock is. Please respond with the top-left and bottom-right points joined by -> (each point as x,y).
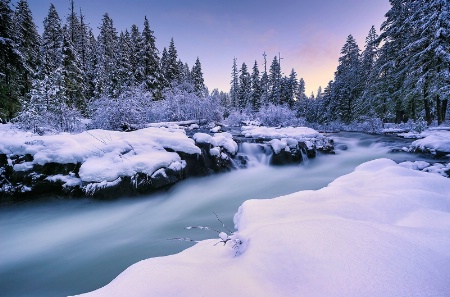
75,158 -> 450,297
0,127 -> 206,198
410,130 -> 450,156
240,126 -> 333,165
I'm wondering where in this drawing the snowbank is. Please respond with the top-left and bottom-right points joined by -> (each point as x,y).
410,130 -> 450,154
242,126 -> 320,139
241,126 -> 332,152
76,158 -> 450,297
193,132 -> 238,155
0,126 -> 200,194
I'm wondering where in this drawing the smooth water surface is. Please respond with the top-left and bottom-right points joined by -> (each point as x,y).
0,133 -> 428,296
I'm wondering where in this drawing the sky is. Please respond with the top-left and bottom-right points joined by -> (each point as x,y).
19,0 -> 390,95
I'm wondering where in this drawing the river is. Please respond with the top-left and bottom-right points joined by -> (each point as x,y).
0,132 -> 433,297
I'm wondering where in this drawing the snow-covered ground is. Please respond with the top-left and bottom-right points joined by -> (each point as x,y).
75,158 -> 450,297
241,126 -> 331,151
0,124 -> 199,188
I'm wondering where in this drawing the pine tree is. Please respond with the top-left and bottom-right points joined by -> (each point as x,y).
162,38 -> 180,87
370,0 -> 413,122
191,57 -> 205,96
140,16 -> 160,94
95,13 -> 119,97
160,47 -> 169,89
250,60 -> 262,111
42,4 -> 63,72
61,25 -> 85,112
12,0 -> 40,98
260,52 -> 270,106
230,57 -> 239,108
268,56 -> 281,105
238,62 -> 251,110
130,24 -> 142,84
286,69 -> 298,108
84,29 -> 97,99
333,35 -> 361,123
117,30 -> 133,92
399,0 -> 450,124
361,26 -> 378,86
0,0 -> 22,120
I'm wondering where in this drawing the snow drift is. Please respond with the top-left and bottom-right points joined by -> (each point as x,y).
76,158 -> 450,297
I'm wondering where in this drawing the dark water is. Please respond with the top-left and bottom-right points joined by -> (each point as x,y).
0,133 -> 429,296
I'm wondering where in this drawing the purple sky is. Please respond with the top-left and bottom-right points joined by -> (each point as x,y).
19,0 -> 390,95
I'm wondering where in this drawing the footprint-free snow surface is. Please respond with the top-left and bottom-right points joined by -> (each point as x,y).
76,158 -> 450,297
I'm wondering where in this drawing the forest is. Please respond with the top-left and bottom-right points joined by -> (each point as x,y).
0,0 -> 449,134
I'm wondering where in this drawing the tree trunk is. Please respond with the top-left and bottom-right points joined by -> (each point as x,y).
423,80 -> 432,125
424,99 -> 432,125
441,99 -> 448,124
436,95 -> 442,125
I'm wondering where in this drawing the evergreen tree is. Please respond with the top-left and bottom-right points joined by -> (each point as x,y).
129,24 -> 142,84
191,57 -> 205,96
399,0 -> 450,124
61,25 -> 85,112
238,62 -> 251,110
12,0 -> 40,98
163,38 -> 180,86
42,4 -> 63,72
140,16 -> 160,94
95,13 -> 119,97
84,29 -> 97,99
333,35 -> 361,123
260,52 -> 269,106
285,69 -> 298,108
160,47 -> 169,89
0,0 -> 21,120
296,77 -> 308,118
230,57 -> 239,108
361,26 -> 378,86
268,56 -> 281,105
117,30 -> 133,92
66,0 -> 80,48
250,60 -> 262,111
370,0 -> 413,122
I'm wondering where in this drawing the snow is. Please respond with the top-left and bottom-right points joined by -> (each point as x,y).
242,126 -> 320,139
75,158 -> 450,297
0,126 -> 200,184
241,126 -> 329,150
269,138 -> 298,154
193,132 -> 238,155
399,161 -> 450,178
46,174 -> 82,188
411,130 -> 450,153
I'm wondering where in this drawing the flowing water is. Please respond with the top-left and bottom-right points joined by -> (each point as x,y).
0,133 -> 433,297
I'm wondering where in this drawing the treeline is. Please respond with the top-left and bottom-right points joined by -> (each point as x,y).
230,0 -> 449,126
0,0 -> 209,127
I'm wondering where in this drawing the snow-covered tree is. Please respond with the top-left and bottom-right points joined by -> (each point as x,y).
230,57 -> 239,108
0,0 -> 22,120
268,56 -> 281,105
140,16 -> 160,95
12,0 -> 40,97
238,62 -> 251,110
42,4 -> 63,72
250,60 -> 262,111
333,35 -> 361,123
61,25 -> 85,112
191,57 -> 206,96
95,13 -> 119,97
399,0 -> 450,124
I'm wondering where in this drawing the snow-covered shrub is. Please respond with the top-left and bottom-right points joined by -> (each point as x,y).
14,103 -> 85,134
223,108 -> 254,127
149,85 -> 224,123
89,88 -> 153,131
256,104 -> 301,127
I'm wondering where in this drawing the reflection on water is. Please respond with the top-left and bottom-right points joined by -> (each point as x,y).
0,132 -> 428,296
